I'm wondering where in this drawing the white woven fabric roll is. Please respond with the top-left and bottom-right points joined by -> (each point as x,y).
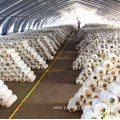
0,85 -> 8,95
2,94 -> 17,108
95,66 -> 106,76
99,90 -> 118,106
101,60 -> 113,70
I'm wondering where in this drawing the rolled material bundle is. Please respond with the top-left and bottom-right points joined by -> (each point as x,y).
0,89 -> 12,101
0,85 -> 8,95
95,86 -> 105,94
77,90 -> 87,101
27,74 -> 36,82
76,77 -> 83,85
90,72 -> 100,82
108,53 -> 118,64
103,49 -> 110,54
93,62 -> 100,68
78,75 -> 86,81
83,63 -> 91,69
99,90 -> 118,106
92,98 -> 110,117
98,81 -> 108,90
96,57 -> 103,63
107,83 -> 120,97
86,58 -> 94,64
111,103 -> 120,118
81,86 -> 92,97
95,66 -> 106,76
72,65 -> 78,70
74,93 -> 84,106
108,70 -> 118,76
85,68 -> 92,74
2,94 -> 17,108
67,98 -> 78,112
102,75 -> 113,83
107,44 -> 115,50
96,50 -> 102,55
91,92 -> 99,99
90,54 -> 98,60
86,78 -> 97,90
101,60 -> 113,70
82,105 -> 101,119
116,74 -> 120,83
85,98 -> 92,106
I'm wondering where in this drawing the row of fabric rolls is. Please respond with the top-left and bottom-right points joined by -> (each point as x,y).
67,24 -> 120,119
0,25 -> 77,108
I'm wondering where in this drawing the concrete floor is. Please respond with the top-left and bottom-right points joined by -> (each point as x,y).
0,35 -> 82,119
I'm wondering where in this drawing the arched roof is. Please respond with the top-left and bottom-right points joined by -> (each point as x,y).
0,0 -> 120,35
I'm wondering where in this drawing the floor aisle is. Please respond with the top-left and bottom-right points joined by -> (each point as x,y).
0,35 -> 82,119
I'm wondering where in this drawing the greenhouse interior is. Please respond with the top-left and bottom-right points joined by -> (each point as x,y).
0,0 -> 120,119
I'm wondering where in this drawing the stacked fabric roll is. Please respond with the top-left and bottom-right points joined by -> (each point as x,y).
68,24 -> 120,119
0,48 -> 36,82
0,80 -> 17,108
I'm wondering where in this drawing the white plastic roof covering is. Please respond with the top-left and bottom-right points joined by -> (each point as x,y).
0,0 -> 120,35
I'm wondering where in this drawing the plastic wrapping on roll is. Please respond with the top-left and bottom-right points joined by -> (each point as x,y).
0,89 -> 12,101
82,105 -> 101,119
95,66 -> 106,76
67,98 -> 78,112
99,90 -> 118,106
102,75 -> 113,83
92,98 -> 110,117
76,77 -> 83,85
107,82 -> 120,97
91,92 -> 98,99
108,53 -> 118,64
86,78 -> 97,90
108,70 -> 118,76
2,94 -> 17,108
90,72 -> 101,82
0,85 -> 8,95
101,60 -> 113,70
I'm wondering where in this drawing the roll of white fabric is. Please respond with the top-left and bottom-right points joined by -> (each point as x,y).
0,89 -> 13,101
96,50 -> 102,55
91,92 -> 98,99
102,75 -> 113,83
116,74 -> 120,84
107,82 -> 120,97
93,62 -> 100,68
12,56 -> 21,62
27,75 -> 36,82
85,68 -> 92,74
0,80 -> 4,87
90,54 -> 98,60
108,70 -> 118,76
2,94 -> 17,108
95,86 -> 104,94
86,58 -> 94,64
77,90 -> 87,101
99,90 -> 118,106
76,77 -> 83,85
4,48 -> 15,54
83,63 -> 91,69
90,72 -> 101,82
22,67 -> 31,75
86,78 -> 97,90
113,63 -> 120,71
15,60 -> 24,67
108,53 -> 118,64
111,103 -> 120,118
67,98 -> 78,112
81,86 -> 92,97
98,81 -> 108,90
107,44 -> 115,50
101,60 -> 113,70
74,93 -> 84,106
0,85 -> 8,95
92,98 -> 110,117
95,66 -> 106,76
19,64 -> 27,71
82,105 -> 101,119
9,53 -> 18,58
103,49 -> 110,54
85,98 -> 92,106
